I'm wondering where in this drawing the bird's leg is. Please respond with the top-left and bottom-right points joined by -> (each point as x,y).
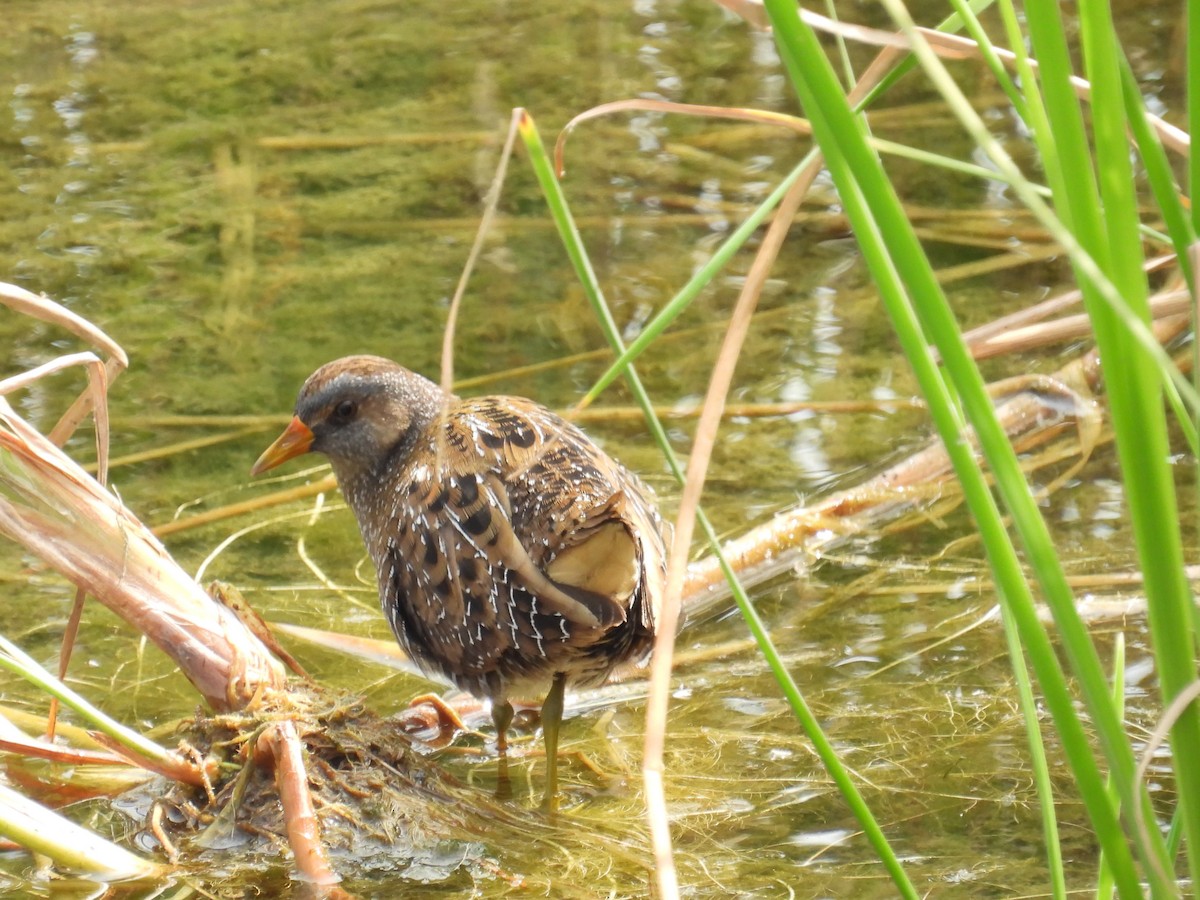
492,698 -> 514,800
540,672 -> 568,814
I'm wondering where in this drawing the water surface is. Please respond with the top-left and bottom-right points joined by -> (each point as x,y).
0,0 -> 1186,895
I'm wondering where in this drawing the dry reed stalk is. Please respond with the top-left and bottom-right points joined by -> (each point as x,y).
957,255 -> 1181,358
152,474 -> 337,537
0,284 -> 127,370
0,398 -> 287,710
640,44 -> 911,896
0,733 -> 127,767
1,284 -> 131,739
554,99 -> 811,175
439,110 -> 522,397
967,295 -> 1190,361
0,292 -> 319,878
50,588 -> 88,744
681,313 -> 1192,609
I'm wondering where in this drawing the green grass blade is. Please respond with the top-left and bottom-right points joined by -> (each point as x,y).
762,0 -> 1148,893
1117,57 -> 1195,285
0,782 -> 161,879
519,108 -> 918,898
869,137 -> 1051,197
1095,634 -> 1125,900
1056,1 -> 1200,888
945,0 -> 1028,120
998,597 -> 1066,900
0,633 -> 177,769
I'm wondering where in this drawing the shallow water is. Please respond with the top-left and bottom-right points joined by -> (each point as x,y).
0,0 -> 1188,896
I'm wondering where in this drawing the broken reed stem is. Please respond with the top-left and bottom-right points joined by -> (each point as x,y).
0,399 -> 287,710
256,721 -> 343,890
681,312 -> 1193,608
0,288 -> 127,743
0,283 -> 127,368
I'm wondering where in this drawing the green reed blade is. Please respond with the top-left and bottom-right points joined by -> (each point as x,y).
763,0 -> 1148,893
519,107 -> 919,899
0,634 -> 175,767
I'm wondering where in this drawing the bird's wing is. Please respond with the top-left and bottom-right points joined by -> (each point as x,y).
439,468 -> 621,630
436,398 -> 642,632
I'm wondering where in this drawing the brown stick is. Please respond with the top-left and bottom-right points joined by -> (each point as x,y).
255,722 -> 345,893
47,589 -> 87,743
153,475 -> 337,537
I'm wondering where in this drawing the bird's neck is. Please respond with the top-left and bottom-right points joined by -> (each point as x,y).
332,422 -> 429,554
336,460 -> 397,563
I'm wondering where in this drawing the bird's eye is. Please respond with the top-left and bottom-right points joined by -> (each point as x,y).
332,399 -> 357,422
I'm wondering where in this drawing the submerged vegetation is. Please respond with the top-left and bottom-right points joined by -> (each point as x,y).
0,0 -> 1196,896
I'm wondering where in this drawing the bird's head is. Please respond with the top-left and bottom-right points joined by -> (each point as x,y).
251,355 -> 443,484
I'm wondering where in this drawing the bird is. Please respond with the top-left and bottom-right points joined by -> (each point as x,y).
251,355 -> 667,809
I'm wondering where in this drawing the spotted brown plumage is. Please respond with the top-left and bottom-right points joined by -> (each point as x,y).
251,355 -> 667,807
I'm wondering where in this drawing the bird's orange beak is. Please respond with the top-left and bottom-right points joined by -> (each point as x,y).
251,417 -> 315,475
